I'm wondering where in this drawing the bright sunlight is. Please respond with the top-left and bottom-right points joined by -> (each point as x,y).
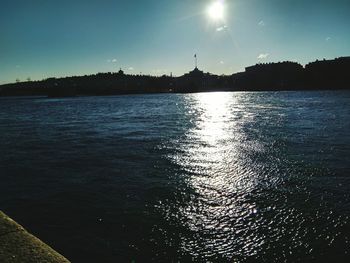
207,1 -> 225,21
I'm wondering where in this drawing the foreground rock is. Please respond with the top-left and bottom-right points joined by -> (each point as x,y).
0,211 -> 70,263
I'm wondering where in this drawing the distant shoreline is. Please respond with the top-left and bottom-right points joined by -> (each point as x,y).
1,57 -> 349,97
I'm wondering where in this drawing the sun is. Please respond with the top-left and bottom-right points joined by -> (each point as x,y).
207,1 -> 225,21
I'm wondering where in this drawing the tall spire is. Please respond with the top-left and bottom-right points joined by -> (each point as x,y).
194,54 -> 197,69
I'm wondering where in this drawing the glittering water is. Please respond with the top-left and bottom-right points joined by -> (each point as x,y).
0,91 -> 350,262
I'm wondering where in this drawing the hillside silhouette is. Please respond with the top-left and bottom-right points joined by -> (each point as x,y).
0,57 -> 349,97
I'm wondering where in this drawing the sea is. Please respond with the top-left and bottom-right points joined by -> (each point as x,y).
0,91 -> 349,262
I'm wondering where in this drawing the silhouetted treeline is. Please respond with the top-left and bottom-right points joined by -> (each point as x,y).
1,57 -> 349,97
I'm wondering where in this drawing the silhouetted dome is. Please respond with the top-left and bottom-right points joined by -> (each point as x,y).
187,67 -> 204,77
117,68 -> 124,75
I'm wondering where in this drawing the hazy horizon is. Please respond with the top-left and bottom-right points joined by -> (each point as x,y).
1,0 -> 350,84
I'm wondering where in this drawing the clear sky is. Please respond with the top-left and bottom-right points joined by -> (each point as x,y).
1,0 -> 350,84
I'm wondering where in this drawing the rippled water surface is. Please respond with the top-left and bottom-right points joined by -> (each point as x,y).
0,91 -> 350,262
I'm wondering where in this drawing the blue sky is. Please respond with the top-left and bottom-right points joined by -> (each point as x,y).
1,0 -> 349,84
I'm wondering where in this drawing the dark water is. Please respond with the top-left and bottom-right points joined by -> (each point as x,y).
0,91 -> 350,262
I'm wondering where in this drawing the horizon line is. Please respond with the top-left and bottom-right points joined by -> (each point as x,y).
1,55 -> 349,86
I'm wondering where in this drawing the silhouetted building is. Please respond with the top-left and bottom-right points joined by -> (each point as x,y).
235,62 -> 304,90
0,57 -> 349,97
117,68 -> 125,75
305,57 -> 350,89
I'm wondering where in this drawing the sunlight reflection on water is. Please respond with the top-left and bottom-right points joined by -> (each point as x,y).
1,92 -> 350,262
160,92 -> 350,261
167,92 -> 268,258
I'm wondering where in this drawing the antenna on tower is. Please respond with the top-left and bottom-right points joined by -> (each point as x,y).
194,54 -> 197,69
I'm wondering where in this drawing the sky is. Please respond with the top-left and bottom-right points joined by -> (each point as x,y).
1,0 -> 350,84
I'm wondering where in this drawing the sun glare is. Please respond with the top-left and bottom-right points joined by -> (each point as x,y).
207,1 -> 225,21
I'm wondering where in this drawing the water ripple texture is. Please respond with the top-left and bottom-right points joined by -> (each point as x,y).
0,91 -> 350,262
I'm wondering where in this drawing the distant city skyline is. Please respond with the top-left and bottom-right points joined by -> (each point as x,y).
1,0 -> 350,84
